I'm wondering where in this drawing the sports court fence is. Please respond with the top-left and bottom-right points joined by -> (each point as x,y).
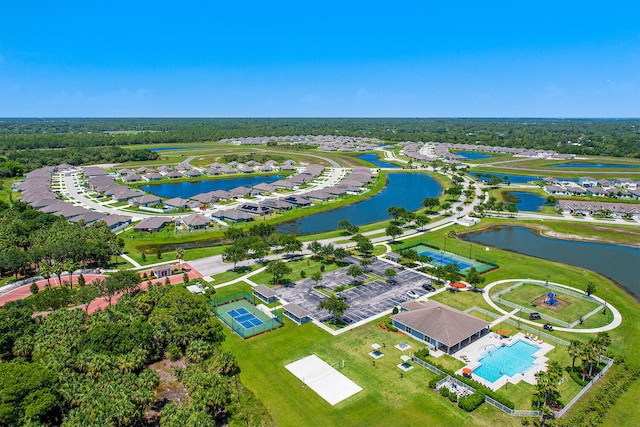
212,290 -> 256,307
212,293 -> 283,339
395,239 -> 498,274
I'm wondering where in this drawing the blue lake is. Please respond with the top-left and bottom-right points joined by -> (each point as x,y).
551,163 -> 640,169
276,173 -> 442,235
456,151 -> 493,160
471,172 -> 542,184
357,154 -> 401,168
504,191 -> 546,212
462,226 -> 640,299
141,175 -> 283,198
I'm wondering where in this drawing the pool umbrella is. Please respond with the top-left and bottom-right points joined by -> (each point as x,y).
462,368 -> 472,375
498,329 -> 509,336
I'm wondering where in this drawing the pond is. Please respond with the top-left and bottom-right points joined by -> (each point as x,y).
276,173 -> 442,235
461,226 -> 640,299
141,175 -> 283,198
456,151 -> 493,160
470,172 -> 542,184
357,154 -> 401,168
550,163 -> 640,169
503,191 -> 547,212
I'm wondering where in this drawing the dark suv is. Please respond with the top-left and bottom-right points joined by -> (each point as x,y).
422,284 -> 436,292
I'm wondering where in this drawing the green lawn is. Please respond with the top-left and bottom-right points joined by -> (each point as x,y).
499,282 -> 601,324
222,319 -> 519,427
250,258 -> 344,286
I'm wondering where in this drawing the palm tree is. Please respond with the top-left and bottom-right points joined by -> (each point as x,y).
40,262 -> 52,290
175,247 -> 184,267
567,340 -> 582,371
65,258 -> 79,289
52,260 -> 64,287
595,332 -> 611,362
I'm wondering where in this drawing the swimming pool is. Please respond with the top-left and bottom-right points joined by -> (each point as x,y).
473,340 -> 539,383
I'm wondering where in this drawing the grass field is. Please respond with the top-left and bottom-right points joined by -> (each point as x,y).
250,257 -> 344,286
498,282 -> 601,324
222,319 -> 521,427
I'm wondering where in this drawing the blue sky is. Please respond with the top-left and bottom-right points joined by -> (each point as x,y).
1,1 -> 638,117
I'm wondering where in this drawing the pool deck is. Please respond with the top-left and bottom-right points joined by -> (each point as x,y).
453,332 -> 555,391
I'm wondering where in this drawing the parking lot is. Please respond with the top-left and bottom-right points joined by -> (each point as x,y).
273,257 -> 436,324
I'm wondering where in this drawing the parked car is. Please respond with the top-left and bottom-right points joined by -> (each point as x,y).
406,290 -> 418,299
422,284 -> 436,292
543,323 -> 554,331
529,312 -> 542,320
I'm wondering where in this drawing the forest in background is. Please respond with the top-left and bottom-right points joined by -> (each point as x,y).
1,118 -> 638,158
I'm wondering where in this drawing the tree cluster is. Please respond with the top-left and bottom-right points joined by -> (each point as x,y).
0,283 -> 271,426
0,203 -> 123,282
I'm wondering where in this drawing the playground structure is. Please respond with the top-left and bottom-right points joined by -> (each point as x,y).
544,292 -> 558,307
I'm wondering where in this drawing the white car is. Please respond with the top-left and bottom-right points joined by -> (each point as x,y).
406,290 -> 418,299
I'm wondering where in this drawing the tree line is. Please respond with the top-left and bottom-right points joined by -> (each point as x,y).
1,118 -> 638,157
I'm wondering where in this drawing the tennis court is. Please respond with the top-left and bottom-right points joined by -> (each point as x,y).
410,244 -> 493,274
227,307 -> 264,328
214,298 -> 283,338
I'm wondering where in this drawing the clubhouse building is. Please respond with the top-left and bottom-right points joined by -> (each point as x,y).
391,300 -> 490,354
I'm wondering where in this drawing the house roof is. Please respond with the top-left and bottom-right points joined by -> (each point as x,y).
100,214 -> 131,228
283,303 -> 311,319
182,213 -> 210,227
131,195 -> 161,204
164,197 -> 189,207
254,284 -> 277,298
391,300 -> 489,348
134,216 -> 172,230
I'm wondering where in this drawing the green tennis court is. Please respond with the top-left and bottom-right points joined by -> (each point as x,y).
214,298 -> 283,339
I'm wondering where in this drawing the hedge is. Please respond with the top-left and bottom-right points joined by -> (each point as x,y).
429,374 -> 447,389
458,391 -> 486,412
419,358 -> 515,409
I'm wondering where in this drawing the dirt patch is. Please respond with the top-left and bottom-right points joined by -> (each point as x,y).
532,295 -> 571,311
149,358 -> 189,404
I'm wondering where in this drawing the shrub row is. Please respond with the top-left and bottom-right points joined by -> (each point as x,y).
458,391 -> 486,412
421,358 -> 515,409
414,348 -> 429,360
429,374 -> 447,389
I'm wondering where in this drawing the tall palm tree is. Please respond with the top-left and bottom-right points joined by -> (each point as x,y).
51,260 -> 64,287
65,258 -> 80,289
567,340 -> 582,371
40,262 -> 52,290
175,247 -> 184,267
595,332 -> 611,361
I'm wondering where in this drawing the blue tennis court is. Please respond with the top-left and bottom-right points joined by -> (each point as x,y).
227,307 -> 264,328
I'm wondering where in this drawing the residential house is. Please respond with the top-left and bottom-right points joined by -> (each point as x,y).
164,197 -> 189,210
133,217 -> 172,232
578,177 -> 598,187
129,195 -> 162,207
181,213 -> 210,230
211,210 -> 254,222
